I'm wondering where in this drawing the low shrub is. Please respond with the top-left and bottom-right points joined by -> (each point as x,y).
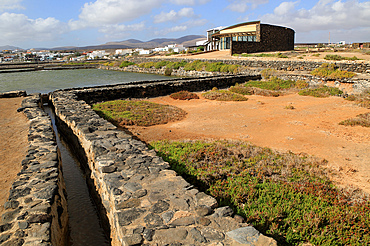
92,100 -> 187,126
324,55 -> 361,61
261,68 -> 277,79
150,139 -> 370,245
298,86 -> 343,98
229,84 -> 253,95
295,80 -> 309,89
339,112 -> 370,127
164,67 -> 173,76
202,89 -> 248,101
245,77 -> 296,91
170,91 -> 199,100
311,63 -> 355,79
119,61 -> 136,68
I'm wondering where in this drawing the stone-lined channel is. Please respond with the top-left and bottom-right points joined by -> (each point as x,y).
44,105 -> 110,246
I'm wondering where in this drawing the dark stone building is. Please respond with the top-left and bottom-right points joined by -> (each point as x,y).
209,21 -> 295,55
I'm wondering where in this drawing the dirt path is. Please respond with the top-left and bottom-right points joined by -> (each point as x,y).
126,93 -> 370,195
0,97 -> 29,215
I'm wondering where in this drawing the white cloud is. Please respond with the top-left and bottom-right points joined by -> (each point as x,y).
226,0 -> 269,13
99,22 -> 145,34
262,0 -> 370,32
155,19 -> 207,35
71,0 -> 163,29
0,12 -> 67,44
0,0 -> 24,12
154,7 -> 196,23
170,0 -> 210,5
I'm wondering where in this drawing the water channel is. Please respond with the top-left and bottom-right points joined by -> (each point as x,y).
1,69 -> 171,245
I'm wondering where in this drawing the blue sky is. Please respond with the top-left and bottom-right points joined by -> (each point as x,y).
0,0 -> 369,49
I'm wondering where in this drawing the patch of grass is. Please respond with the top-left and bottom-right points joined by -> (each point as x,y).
261,68 -> 277,79
119,61 -> 136,68
170,91 -> 199,100
298,86 -> 343,98
92,100 -> 187,126
295,80 -> 309,89
202,89 -> 248,101
339,112 -> 370,127
285,104 -> 295,110
312,53 -> 320,57
344,90 -> 370,108
311,63 -> 356,79
229,84 -> 253,95
324,54 -> 361,61
150,139 -> 370,246
245,77 -> 296,91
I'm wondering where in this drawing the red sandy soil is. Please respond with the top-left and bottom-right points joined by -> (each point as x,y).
126,92 -> 370,195
0,97 -> 29,215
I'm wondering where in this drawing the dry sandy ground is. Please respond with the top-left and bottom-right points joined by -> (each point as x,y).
0,97 -> 29,215
126,92 -> 370,195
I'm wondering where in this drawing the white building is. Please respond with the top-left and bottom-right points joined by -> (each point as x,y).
166,44 -> 186,53
139,49 -> 152,55
88,50 -> 110,60
115,49 -> 133,56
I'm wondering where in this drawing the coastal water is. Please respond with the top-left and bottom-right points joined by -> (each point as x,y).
0,68 -> 170,94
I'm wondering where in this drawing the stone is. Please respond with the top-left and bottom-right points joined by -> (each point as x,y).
151,200 -> 170,214
1,209 -> 20,223
28,214 -> 51,223
256,234 -> 277,246
213,206 -> 234,218
112,188 -> 123,195
196,217 -> 211,226
116,198 -> 140,210
0,234 -> 10,244
4,200 -> 20,210
202,228 -> 225,242
162,211 -> 174,223
195,205 -> 212,216
1,238 -> 24,246
101,165 -> 117,173
195,192 -> 218,208
226,226 -> 260,245
18,221 -> 29,229
144,213 -> 163,228
9,187 -> 31,200
143,228 -> 154,241
154,228 -> 188,242
170,217 -> 195,227
171,197 -> 189,210
233,215 -> 245,223
189,227 -> 207,243
117,208 -> 145,226
122,234 -> 143,246
124,182 -> 142,193
0,223 -> 13,232
149,191 -> 167,202
133,189 -> 147,198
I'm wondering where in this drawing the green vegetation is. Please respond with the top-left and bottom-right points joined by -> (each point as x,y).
310,63 -> 356,79
298,86 -> 343,98
261,68 -> 277,79
324,54 -> 361,61
202,88 -> 248,101
339,112 -> 370,127
345,90 -> 370,109
119,61 -> 136,68
150,139 -> 370,245
92,100 -> 186,126
170,91 -> 199,100
245,77 -> 296,91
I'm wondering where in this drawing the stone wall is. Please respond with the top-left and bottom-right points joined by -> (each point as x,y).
72,74 -> 261,104
0,94 -> 68,246
123,57 -> 370,73
49,77 -> 277,246
0,90 -> 27,98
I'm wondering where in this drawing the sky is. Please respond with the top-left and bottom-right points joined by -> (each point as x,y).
0,0 -> 369,49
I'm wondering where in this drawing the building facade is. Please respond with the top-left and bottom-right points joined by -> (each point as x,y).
209,21 -> 295,54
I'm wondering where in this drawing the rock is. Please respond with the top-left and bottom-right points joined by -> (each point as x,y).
122,233 -> 143,245
213,206 -> 233,218
196,217 -> 211,226
202,228 -> 225,242
133,189 -> 147,198
1,209 -> 20,223
195,192 -> 218,208
4,200 -> 20,210
162,211 -> 174,223
18,221 -> 29,229
143,228 -> 154,241
226,226 -> 260,244
0,234 -> 10,244
151,200 -> 170,214
189,227 -> 207,243
170,216 -> 195,226
116,208 -> 145,226
153,228 -> 188,242
0,223 -> 13,232
124,182 -> 142,193
116,198 -> 140,210
195,205 -> 212,216
144,213 -> 163,228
